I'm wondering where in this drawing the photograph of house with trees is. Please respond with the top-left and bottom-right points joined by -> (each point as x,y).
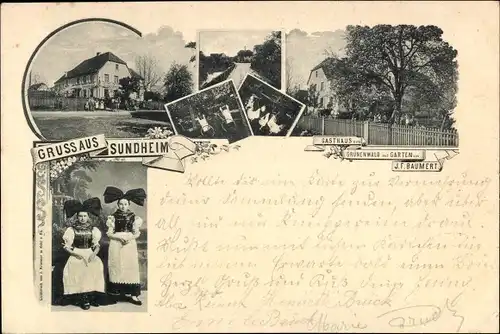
26,21 -> 198,140
287,25 -> 459,147
198,30 -> 282,90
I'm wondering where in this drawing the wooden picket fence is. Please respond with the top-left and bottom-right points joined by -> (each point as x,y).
298,116 -> 459,147
28,93 -> 88,111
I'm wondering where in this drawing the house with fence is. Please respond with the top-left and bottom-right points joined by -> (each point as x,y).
307,57 -> 348,117
301,57 -> 459,147
53,51 -> 144,101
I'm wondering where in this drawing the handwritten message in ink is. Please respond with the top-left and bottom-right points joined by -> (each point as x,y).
148,145 -> 497,333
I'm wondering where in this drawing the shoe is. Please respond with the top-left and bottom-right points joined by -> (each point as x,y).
90,300 -> 100,307
129,296 -> 142,306
80,302 -> 90,310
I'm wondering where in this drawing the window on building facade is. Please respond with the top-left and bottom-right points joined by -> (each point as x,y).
115,64 -> 119,70
319,97 -> 323,106
321,82 -> 324,91
114,75 -> 119,84
105,74 -> 109,82
316,71 -> 318,77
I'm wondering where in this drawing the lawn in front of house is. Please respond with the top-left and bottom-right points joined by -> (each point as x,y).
32,113 -> 172,140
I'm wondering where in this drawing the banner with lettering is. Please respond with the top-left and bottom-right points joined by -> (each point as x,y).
32,135 -> 237,173
304,136 -> 459,172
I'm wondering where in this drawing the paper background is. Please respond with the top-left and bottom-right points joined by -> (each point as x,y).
1,2 -> 498,333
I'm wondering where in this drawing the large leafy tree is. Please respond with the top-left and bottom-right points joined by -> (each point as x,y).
119,76 -> 142,101
344,25 -> 458,124
251,31 -> 282,88
164,63 -> 193,103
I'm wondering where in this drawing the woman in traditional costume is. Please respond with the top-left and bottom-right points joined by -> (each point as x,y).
195,112 -> 215,137
62,197 -> 106,310
103,186 -> 146,305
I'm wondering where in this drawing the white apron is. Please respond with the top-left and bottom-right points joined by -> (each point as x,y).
196,116 -> 212,133
268,114 -> 283,134
62,227 -> 105,295
107,214 -> 143,284
259,112 -> 270,128
220,105 -> 234,124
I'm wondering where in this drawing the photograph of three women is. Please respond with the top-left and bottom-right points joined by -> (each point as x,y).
50,161 -> 148,312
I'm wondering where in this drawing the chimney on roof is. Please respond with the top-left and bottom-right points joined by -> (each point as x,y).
96,52 -> 101,56
64,71 -> 67,77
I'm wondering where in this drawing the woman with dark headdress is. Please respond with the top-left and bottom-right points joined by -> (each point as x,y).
62,197 -> 105,310
103,186 -> 146,305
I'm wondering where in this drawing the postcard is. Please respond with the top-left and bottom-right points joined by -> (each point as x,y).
1,2 -> 498,333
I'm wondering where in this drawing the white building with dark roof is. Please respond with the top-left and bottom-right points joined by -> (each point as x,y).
53,51 -> 144,100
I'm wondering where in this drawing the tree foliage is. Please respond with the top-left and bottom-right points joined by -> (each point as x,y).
53,160 -> 101,201
330,25 -> 458,127
164,63 -> 193,103
198,51 -> 234,84
185,41 -> 196,49
235,49 -> 254,62
119,76 -> 142,101
251,31 -> 282,89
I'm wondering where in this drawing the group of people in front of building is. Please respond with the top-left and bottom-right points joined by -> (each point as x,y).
57,186 -> 146,310
84,97 -> 122,111
84,97 -> 104,111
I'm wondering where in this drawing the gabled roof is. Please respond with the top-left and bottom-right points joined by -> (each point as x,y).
54,52 -> 128,84
28,83 -> 48,91
308,57 -> 339,84
129,68 -> 143,80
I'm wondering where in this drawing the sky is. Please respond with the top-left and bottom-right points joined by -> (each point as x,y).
286,29 -> 347,90
29,21 -> 196,87
199,30 -> 275,56
85,162 -> 148,225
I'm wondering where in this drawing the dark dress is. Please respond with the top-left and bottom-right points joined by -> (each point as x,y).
106,210 -> 142,297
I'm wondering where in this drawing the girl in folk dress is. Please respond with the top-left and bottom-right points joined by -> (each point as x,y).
219,104 -> 235,125
218,104 -> 237,133
259,112 -> 271,130
195,113 -> 215,137
103,186 -> 147,306
246,95 -> 266,121
62,198 -> 106,310
267,113 -> 284,134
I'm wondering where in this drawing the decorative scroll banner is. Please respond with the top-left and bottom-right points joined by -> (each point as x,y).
305,136 -> 459,172
142,135 -> 198,173
32,134 -> 230,173
343,147 -> 426,161
391,149 -> 459,172
31,134 -> 108,166
304,135 -> 365,152
94,138 -> 170,157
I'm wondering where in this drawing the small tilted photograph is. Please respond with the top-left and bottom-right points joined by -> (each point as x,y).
25,21 -> 198,140
198,30 -> 282,90
239,74 -> 305,136
165,80 -> 253,143
50,159 -> 148,312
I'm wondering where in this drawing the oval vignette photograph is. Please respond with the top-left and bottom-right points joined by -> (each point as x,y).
24,20 -> 197,140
